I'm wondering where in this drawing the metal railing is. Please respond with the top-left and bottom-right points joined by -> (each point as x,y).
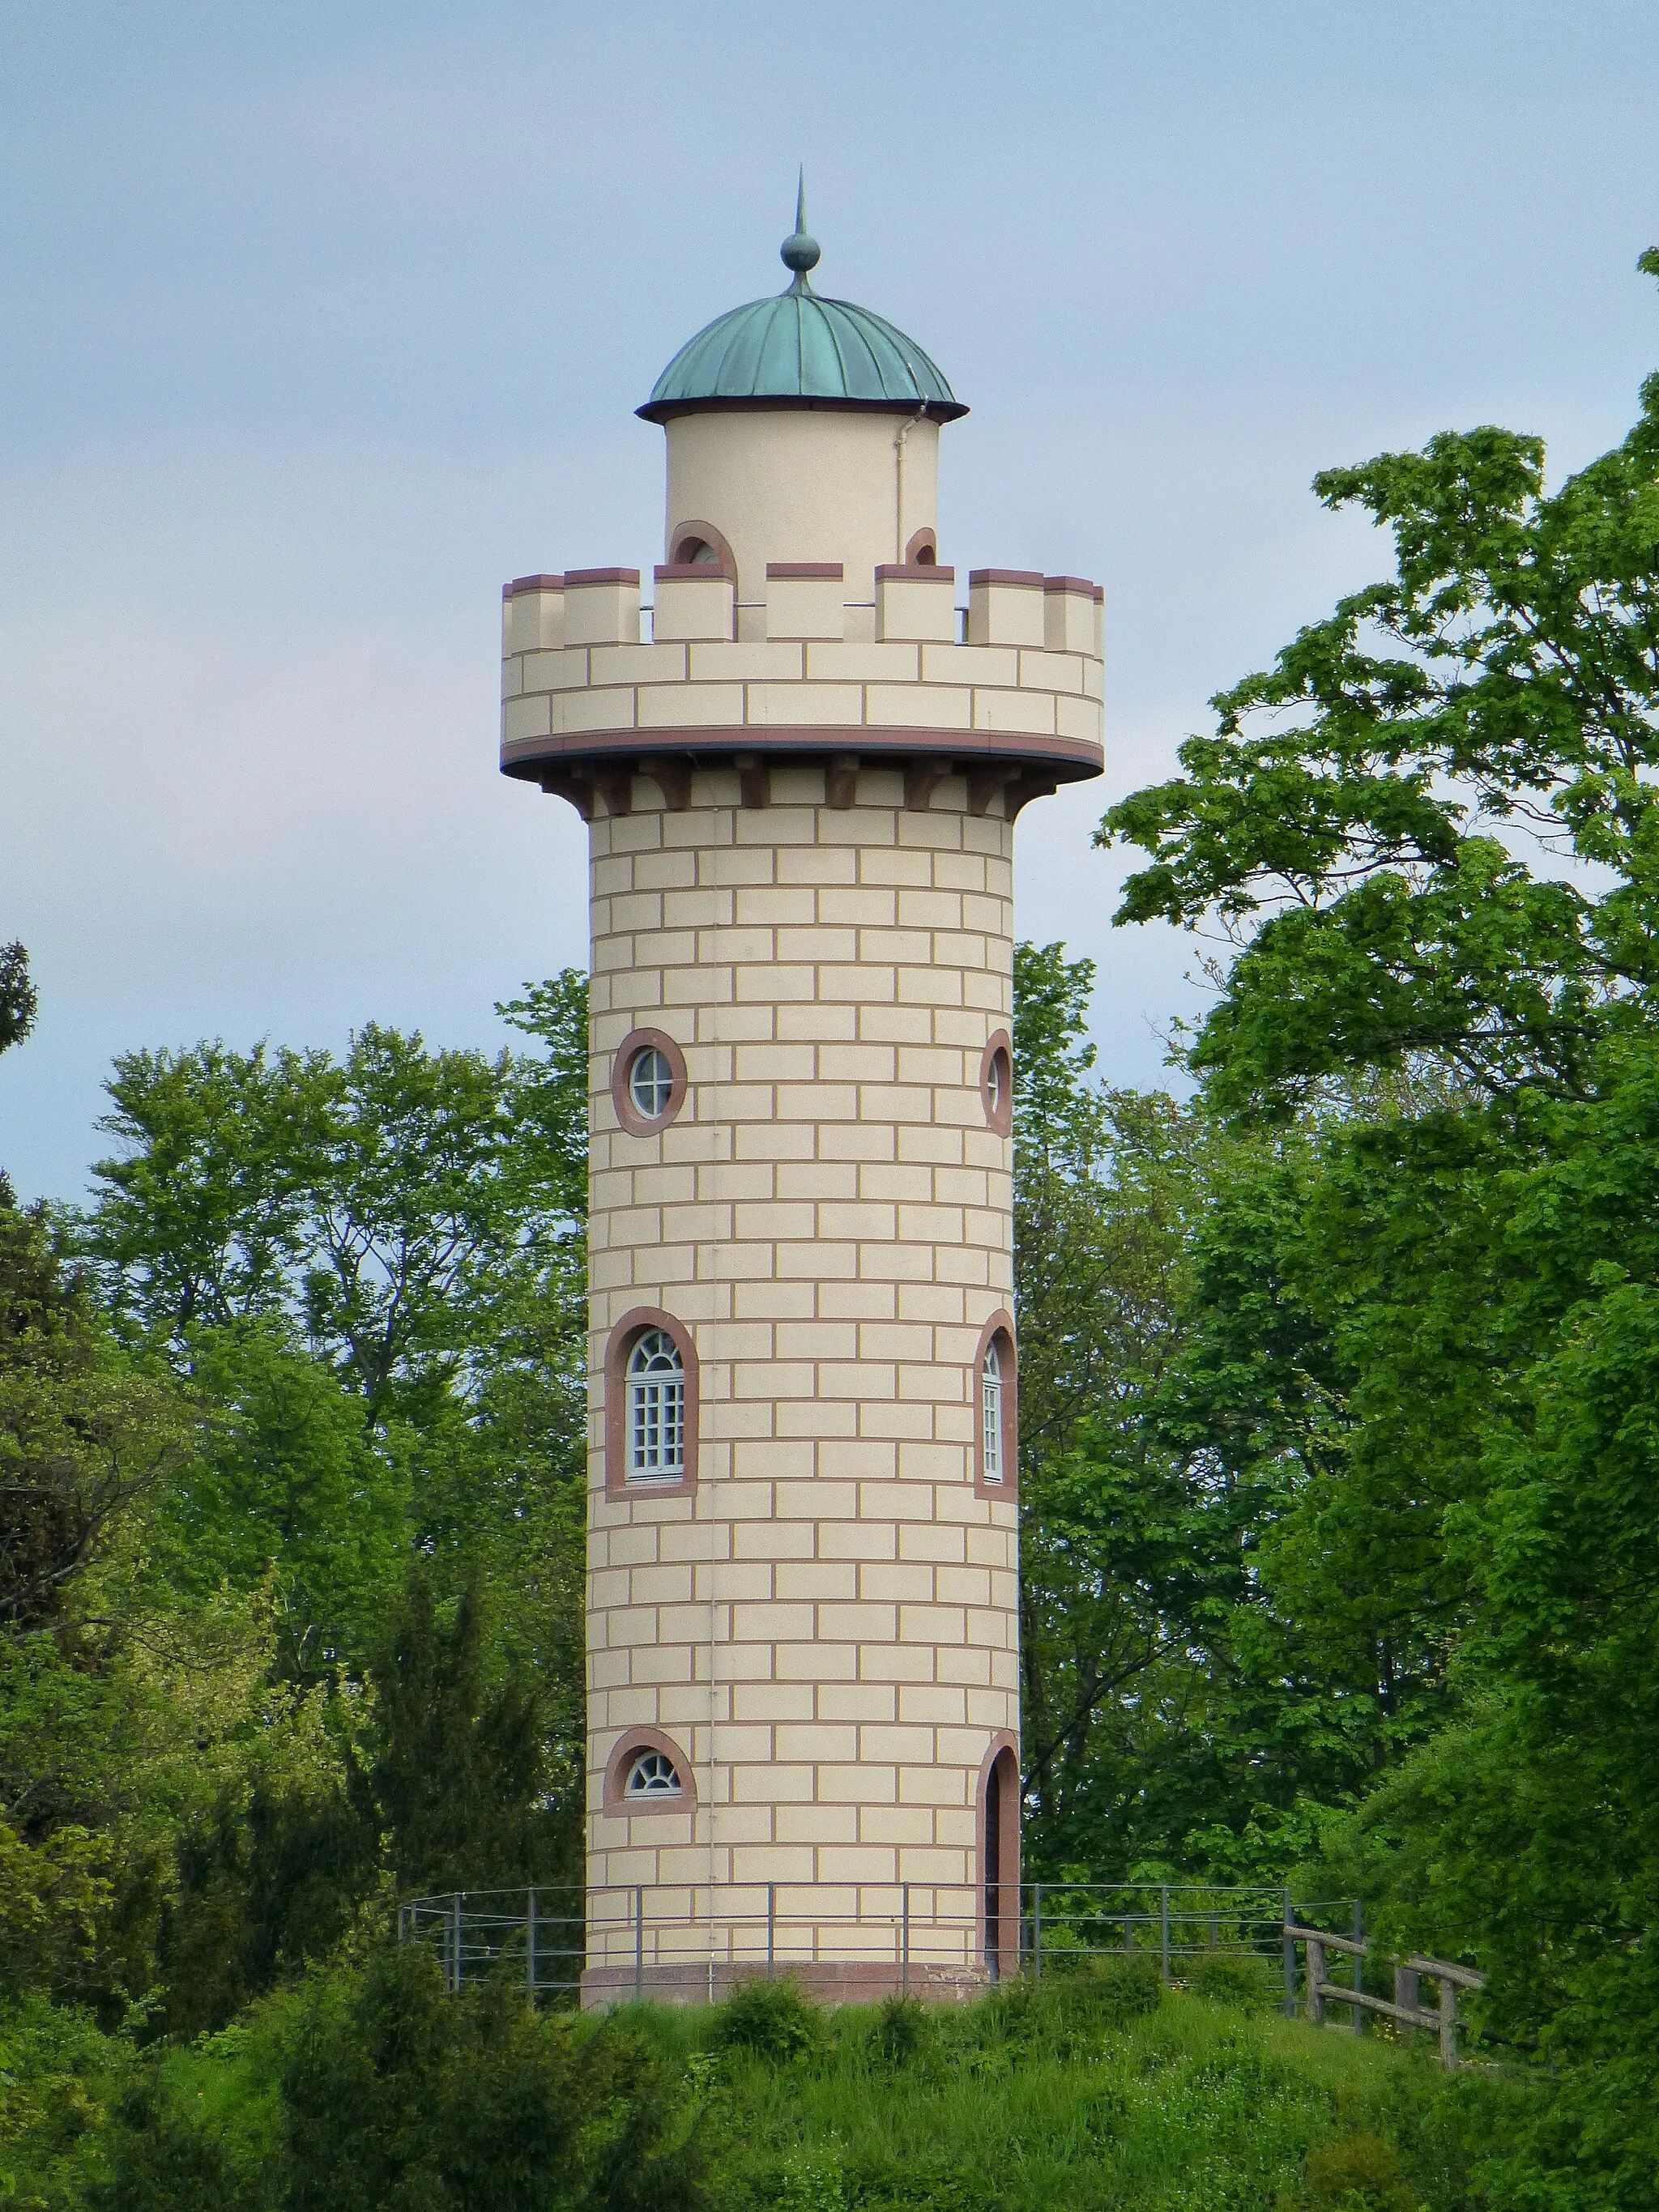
397,1881 -> 1367,2009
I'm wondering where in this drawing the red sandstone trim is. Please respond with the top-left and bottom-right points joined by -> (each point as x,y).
979,1029 -> 1013,1139
565,567 -> 642,587
603,1307 -> 698,1501
610,1027 -> 689,1137
875,562 -> 956,582
505,573 -> 564,597
600,1726 -> 697,1816
972,1310 -> 1018,1503
766,561 -> 844,580
1042,575 -> 1098,596
654,564 -> 735,583
977,1733 -> 1022,1973
968,569 -> 1044,589
501,727 -> 1103,774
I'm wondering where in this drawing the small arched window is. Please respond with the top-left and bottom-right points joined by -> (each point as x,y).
604,1309 -> 697,1497
675,535 -> 719,566
981,1342 -> 1004,1485
974,1314 -> 1017,1500
625,1748 -> 682,1798
603,1727 -> 697,1815
627,1329 -> 684,1481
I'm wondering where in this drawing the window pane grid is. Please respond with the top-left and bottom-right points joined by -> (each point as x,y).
625,1749 -> 681,1796
628,1046 -> 674,1119
627,1328 -> 685,1481
982,1342 -> 1003,1483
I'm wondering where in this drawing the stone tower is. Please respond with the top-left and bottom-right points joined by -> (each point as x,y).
500,193 -> 1103,2002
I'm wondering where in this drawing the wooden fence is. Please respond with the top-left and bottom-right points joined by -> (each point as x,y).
1284,1922 -> 1486,2069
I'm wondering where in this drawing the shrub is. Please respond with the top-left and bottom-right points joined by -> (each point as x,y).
1188,1952 -> 1280,2010
713,1978 -> 821,2065
1049,1952 -> 1163,2028
280,1941 -> 711,2210
94,2078 -> 271,2212
1301,2133 -> 1421,2212
871,1993 -> 933,2067
845,2151 -> 995,2209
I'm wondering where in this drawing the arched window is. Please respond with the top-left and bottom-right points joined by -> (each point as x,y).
666,519 -> 736,581
624,1748 -> 682,1797
981,1342 -> 1004,1485
974,1314 -> 1017,1501
603,1727 -> 697,1816
627,1329 -> 684,1481
604,1309 -> 699,1497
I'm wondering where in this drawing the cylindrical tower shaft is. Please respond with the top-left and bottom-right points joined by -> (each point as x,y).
582,765 -> 1018,1999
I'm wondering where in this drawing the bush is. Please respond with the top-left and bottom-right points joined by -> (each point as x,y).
1188,1952 -> 1280,2010
871,1994 -> 933,2067
95,2078 -> 271,2212
1049,1952 -> 1163,2028
1301,2132 -> 1420,2212
713,1978 -> 821,2065
280,1942 -> 712,2211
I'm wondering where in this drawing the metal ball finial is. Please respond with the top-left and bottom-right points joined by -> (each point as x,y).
781,168 -> 820,281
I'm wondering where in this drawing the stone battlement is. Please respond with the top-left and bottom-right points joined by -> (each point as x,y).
501,563 -> 1103,817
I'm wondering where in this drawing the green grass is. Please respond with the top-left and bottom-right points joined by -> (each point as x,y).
4,1960 -> 1502,2210
597,1967 -> 1472,2212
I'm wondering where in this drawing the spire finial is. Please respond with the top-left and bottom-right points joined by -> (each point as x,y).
780,168 -> 820,289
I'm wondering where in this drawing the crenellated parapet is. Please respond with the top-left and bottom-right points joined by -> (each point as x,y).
501,561 -> 1103,820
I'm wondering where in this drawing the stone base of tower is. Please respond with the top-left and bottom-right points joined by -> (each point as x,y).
578,1878 -> 1021,2010
580,1955 -> 996,2010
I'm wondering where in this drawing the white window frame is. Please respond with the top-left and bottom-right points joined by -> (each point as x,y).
624,1748 -> 682,1798
981,1340 -> 1003,1484
627,1045 -> 675,1120
627,1328 -> 685,1482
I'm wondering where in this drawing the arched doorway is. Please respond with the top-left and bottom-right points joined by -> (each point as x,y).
979,1739 -> 1021,1981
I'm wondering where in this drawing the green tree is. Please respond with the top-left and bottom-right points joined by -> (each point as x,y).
278,1944 -> 712,2212
360,1566 -> 565,1896
0,1191 -> 198,1633
1011,944 -> 1270,1873
0,941 -> 36,1060
1098,253 -> 1659,2202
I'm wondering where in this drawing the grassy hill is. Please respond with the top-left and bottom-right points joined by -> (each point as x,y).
3,1952 -> 1520,2210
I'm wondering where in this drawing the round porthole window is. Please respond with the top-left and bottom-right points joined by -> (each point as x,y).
629,1046 -> 674,1120
612,1029 -> 687,1136
625,1749 -> 682,1798
980,1032 -> 1013,1136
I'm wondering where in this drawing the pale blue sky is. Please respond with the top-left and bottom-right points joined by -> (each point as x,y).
4,1 -> 1657,1199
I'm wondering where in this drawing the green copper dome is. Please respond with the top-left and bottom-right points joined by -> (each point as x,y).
638,184 -> 966,425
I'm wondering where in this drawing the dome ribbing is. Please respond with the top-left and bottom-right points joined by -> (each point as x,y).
638,186 -> 966,424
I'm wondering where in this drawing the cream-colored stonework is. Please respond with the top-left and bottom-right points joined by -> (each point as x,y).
582,770 -> 1017,1990
501,569 -> 1105,774
663,408 -> 940,606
